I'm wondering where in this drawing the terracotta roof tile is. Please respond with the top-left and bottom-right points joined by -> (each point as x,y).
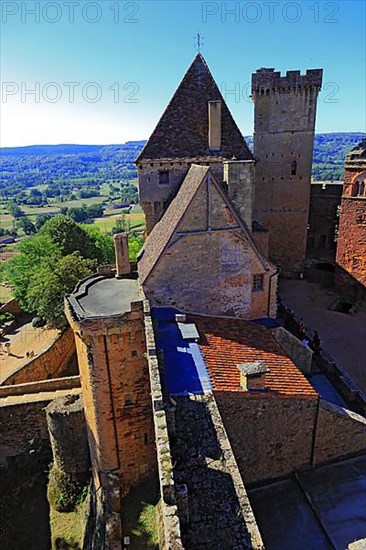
190,315 -> 318,399
136,54 -> 253,162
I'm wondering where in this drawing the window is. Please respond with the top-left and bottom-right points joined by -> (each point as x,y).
253,274 -> 264,292
159,171 -> 169,184
291,160 -> 297,176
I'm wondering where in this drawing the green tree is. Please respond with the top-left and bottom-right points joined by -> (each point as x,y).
128,234 -> 144,261
27,253 -> 95,328
40,215 -> 96,258
82,225 -> 115,265
35,214 -> 53,231
8,202 -> 24,218
16,216 -> 36,235
1,235 -> 60,308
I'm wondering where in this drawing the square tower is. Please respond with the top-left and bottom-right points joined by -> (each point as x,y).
252,68 -> 323,275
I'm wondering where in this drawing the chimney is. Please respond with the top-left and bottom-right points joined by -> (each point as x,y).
224,160 -> 255,229
114,233 -> 130,278
208,100 -> 222,150
237,361 -> 270,391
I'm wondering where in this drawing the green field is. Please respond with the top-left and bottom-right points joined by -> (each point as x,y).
0,195 -> 145,236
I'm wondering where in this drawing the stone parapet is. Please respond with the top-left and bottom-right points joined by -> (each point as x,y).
252,68 -> 323,95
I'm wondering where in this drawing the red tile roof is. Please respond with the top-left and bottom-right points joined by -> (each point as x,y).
190,315 -> 318,399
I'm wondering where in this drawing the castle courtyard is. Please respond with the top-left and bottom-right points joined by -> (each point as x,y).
279,279 -> 366,395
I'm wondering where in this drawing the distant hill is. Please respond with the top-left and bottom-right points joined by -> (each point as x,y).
0,133 -> 365,197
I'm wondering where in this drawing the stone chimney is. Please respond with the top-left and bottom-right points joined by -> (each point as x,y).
208,100 -> 222,150
238,361 -> 270,391
224,160 -> 255,230
114,233 -> 130,278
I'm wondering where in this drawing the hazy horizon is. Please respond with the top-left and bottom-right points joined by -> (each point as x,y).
1,1 -> 365,147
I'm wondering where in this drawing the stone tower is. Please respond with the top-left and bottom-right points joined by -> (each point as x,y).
65,271 -> 156,496
252,68 -> 323,275
136,54 -> 253,234
335,139 -> 366,296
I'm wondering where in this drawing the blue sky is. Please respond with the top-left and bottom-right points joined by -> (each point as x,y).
1,0 -> 365,146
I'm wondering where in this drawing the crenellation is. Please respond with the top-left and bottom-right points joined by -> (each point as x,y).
252,67 -> 323,96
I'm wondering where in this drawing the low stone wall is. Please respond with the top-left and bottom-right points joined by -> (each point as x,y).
143,301 -> 183,549
3,327 -> 77,386
0,298 -> 22,316
270,326 -> 313,374
279,303 -> 366,416
0,399 -> 50,465
313,399 -> 366,466
0,375 -> 80,398
0,388 -> 82,465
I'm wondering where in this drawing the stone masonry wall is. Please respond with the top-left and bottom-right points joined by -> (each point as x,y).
336,196 -> 366,288
143,301 -> 183,549
144,174 -> 277,318
313,399 -> 366,466
270,326 -> 313,374
252,70 -> 322,273
307,183 -> 342,261
0,400 -> 50,464
0,388 -> 82,465
0,375 -> 80,398
215,393 -> 318,484
67,303 -> 156,493
3,328 -> 77,386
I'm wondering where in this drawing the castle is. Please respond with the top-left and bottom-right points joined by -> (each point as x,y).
1,55 -> 365,550
62,55 -> 364,548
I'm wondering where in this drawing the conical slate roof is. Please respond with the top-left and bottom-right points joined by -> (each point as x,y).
136,54 -> 253,162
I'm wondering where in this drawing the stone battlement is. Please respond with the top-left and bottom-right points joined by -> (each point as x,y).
252,68 -> 323,94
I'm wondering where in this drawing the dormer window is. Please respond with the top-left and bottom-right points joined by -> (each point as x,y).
159,171 -> 169,184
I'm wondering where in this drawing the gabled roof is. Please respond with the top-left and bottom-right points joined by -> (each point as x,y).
136,54 -> 253,162
190,314 -> 318,398
138,164 -> 210,283
138,163 -> 274,285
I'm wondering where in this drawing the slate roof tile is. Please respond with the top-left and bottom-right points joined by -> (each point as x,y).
136,54 -> 253,162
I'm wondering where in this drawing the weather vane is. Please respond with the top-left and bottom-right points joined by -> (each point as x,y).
194,32 -> 204,53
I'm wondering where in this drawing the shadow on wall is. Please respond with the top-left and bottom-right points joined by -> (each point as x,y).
0,444 -> 52,550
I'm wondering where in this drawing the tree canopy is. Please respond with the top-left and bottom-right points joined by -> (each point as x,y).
1,217 -> 115,328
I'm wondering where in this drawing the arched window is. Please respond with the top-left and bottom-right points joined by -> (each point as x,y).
291,160 -> 297,176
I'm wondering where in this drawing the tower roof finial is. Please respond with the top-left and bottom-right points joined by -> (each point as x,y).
194,32 -> 204,53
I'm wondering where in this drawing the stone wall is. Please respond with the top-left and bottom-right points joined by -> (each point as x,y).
3,328 -> 77,386
215,392 -> 318,484
0,298 -> 22,316
0,375 -> 80,398
0,388 -> 82,465
313,399 -> 366,465
143,174 -> 277,319
66,300 -> 157,494
307,182 -> 342,261
270,326 -> 313,374
143,301 -> 183,549
336,196 -> 366,289
0,399 -> 50,464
